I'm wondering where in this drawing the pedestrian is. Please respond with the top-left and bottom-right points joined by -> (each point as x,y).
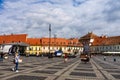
0,52 -> 4,62
64,53 -> 68,63
12,52 -> 20,72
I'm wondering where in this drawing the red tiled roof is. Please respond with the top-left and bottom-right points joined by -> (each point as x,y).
68,38 -> 82,46
92,37 -> 106,46
41,38 -> 68,46
80,32 -> 99,40
102,36 -> 120,45
0,33 -> 119,47
26,38 -> 41,45
0,34 -> 27,44
79,32 -> 120,46
91,36 -> 120,46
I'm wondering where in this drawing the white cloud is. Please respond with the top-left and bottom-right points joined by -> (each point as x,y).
0,0 -> 120,38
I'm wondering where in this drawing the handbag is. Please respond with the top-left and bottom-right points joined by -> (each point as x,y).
18,58 -> 22,63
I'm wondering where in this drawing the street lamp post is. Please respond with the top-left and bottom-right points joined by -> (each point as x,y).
54,34 -> 56,50
48,24 -> 52,58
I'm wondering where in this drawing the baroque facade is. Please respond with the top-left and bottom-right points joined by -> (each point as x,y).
0,32 -> 120,55
0,33 -> 82,56
79,32 -> 120,55
26,37 -> 82,56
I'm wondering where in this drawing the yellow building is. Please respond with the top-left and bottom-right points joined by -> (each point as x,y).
26,38 -> 42,56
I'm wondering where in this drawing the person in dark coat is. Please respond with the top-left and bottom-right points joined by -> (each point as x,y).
64,53 -> 68,62
0,52 -> 4,61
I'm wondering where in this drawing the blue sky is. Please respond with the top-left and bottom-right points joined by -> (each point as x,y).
0,0 -> 120,38
0,0 -> 3,8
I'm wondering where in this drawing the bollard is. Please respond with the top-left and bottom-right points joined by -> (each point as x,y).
104,56 -> 106,61
113,58 -> 116,62
104,58 -> 106,61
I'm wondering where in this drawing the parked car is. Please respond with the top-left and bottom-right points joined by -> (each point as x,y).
54,50 -> 63,57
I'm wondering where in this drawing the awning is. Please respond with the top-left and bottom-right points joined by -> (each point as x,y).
103,52 -> 120,54
2,45 -> 12,53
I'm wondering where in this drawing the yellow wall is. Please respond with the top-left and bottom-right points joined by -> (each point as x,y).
26,45 -> 42,55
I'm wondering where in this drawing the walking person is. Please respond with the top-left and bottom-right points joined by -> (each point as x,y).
64,53 -> 68,63
12,52 -> 20,72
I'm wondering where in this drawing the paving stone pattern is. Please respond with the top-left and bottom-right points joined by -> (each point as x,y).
6,75 -> 47,80
112,74 -> 120,79
93,56 -> 120,80
0,55 -> 120,80
33,70 -> 58,74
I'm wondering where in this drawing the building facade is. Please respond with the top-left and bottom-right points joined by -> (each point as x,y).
1,32 -> 119,55
26,38 -> 42,56
0,34 -> 28,54
79,32 -> 120,55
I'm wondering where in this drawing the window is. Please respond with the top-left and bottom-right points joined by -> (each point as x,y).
29,47 -> 32,50
3,41 -> 5,43
109,46 -> 111,49
114,46 -> 116,49
52,47 -> 54,49
106,46 -> 108,49
118,46 -> 119,49
43,47 -> 45,49
64,47 -> 66,50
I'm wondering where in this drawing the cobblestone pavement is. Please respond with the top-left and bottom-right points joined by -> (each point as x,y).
0,55 -> 120,80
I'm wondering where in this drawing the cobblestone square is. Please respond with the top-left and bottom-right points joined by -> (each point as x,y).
0,55 -> 120,80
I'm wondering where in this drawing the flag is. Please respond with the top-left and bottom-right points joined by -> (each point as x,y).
49,24 -> 51,31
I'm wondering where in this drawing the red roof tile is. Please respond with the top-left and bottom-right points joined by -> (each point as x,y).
0,34 -> 27,44
80,32 -> 99,41
41,38 -> 68,46
80,32 -> 120,46
26,38 -> 41,45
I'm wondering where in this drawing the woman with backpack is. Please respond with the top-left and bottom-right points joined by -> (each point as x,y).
12,52 -> 20,72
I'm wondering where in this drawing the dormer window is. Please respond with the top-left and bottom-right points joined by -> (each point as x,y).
3,41 -> 5,43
